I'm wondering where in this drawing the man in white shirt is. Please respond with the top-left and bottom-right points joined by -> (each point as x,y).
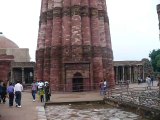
103,80 -> 107,95
14,81 -> 23,108
37,80 -> 44,90
37,80 -> 44,100
146,76 -> 151,90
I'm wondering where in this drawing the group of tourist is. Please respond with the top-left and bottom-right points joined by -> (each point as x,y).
31,80 -> 51,103
99,80 -> 108,96
0,81 -> 23,108
0,80 -> 51,108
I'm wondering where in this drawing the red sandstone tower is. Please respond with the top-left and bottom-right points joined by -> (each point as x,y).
36,0 -> 115,91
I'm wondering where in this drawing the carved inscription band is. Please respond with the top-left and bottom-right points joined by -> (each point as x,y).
40,6 -> 109,23
36,46 -> 113,59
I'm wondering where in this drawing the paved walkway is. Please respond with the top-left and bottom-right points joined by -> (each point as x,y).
0,91 -> 104,120
0,92 -> 44,120
0,81 -> 158,120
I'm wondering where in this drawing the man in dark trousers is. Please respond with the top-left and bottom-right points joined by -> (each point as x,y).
44,81 -> 51,102
151,76 -> 154,86
14,81 -> 23,108
1,83 -> 7,103
7,82 -> 14,107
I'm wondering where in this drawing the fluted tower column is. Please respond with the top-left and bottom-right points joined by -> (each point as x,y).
102,0 -> 115,87
81,0 -> 92,89
36,0 -> 48,81
50,0 -> 63,90
89,0 -> 104,88
43,0 -> 52,82
62,0 -> 71,91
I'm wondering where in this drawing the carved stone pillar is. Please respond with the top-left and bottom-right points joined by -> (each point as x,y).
22,68 -> 25,84
129,66 -> 132,83
122,66 -> 124,81
116,66 -> 118,84
11,67 -> 13,83
142,65 -> 145,80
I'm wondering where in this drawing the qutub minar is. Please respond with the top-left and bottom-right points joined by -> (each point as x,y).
36,0 -> 115,92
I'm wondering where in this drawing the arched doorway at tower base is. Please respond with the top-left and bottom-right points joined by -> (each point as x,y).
72,72 -> 83,92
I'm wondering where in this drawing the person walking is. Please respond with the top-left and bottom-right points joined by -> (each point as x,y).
37,80 -> 44,100
31,80 -> 37,102
146,76 -> 151,90
44,81 -> 51,102
103,80 -> 108,95
99,80 -> 104,96
151,76 -> 154,86
7,82 -> 14,107
137,77 -> 141,84
14,81 -> 23,108
1,83 -> 7,103
39,88 -> 45,102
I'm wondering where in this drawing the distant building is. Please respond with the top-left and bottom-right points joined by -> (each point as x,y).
0,32 -> 35,85
114,59 -> 153,84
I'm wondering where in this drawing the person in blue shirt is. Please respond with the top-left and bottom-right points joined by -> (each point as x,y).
7,82 -> 14,107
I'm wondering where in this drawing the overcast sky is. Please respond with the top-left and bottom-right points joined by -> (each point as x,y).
0,0 -> 160,61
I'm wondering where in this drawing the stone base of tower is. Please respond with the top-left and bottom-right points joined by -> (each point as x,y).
63,62 -> 92,92
48,61 -> 115,92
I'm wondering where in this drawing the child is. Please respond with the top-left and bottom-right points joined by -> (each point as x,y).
39,88 -> 44,102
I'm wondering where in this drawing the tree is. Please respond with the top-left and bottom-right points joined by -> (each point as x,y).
155,54 -> 160,71
149,49 -> 160,72
142,58 -> 153,77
